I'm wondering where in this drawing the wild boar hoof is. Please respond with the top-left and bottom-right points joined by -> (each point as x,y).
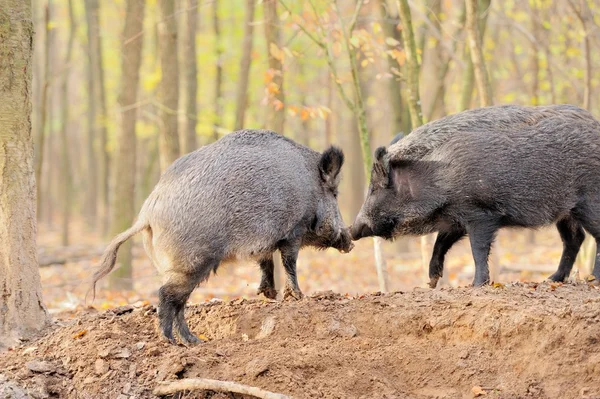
257,286 -> 278,300
547,272 -> 567,283
181,334 -> 202,346
283,287 -> 304,301
428,276 -> 440,289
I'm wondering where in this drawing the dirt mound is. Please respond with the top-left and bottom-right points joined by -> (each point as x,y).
1,283 -> 600,399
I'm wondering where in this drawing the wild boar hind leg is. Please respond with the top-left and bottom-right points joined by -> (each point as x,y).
257,257 -> 278,299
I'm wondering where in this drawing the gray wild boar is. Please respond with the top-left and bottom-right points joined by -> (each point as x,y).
92,130 -> 353,344
351,104 -> 600,288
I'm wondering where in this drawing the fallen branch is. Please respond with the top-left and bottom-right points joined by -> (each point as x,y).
153,378 -> 292,399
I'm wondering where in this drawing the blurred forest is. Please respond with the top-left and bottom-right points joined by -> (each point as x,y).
30,0 -> 600,311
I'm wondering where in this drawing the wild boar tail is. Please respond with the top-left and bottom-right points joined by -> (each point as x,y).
87,218 -> 149,302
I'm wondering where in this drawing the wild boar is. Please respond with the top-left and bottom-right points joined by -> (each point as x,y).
92,130 -> 353,344
351,105 -> 600,288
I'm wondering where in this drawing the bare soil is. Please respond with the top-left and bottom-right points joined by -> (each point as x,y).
1,282 -> 600,399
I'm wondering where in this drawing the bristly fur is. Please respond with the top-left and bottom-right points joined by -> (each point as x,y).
90,129 -> 353,344
353,104 -> 600,287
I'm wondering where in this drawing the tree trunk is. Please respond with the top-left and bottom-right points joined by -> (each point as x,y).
396,0 -> 434,283
108,0 -> 145,290
378,0 -> 404,138
84,0 -> 110,234
58,0 -> 76,246
324,71 -> 334,147
34,3 -> 51,221
83,0 -> 98,228
458,0 -> 490,111
180,0 -> 198,154
212,0 -> 224,140
158,0 -> 180,171
396,0 -> 423,127
263,0 -> 285,134
426,0 -> 447,122
465,0 -> 493,107
0,0 -> 49,347
568,0 -> 591,110
233,0 -> 256,131
529,1 -> 540,106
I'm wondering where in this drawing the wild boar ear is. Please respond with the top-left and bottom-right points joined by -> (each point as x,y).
371,147 -> 390,187
319,146 -> 345,187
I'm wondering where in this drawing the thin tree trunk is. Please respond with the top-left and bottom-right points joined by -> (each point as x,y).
84,0 -> 98,228
180,0 -> 198,154
212,0 -> 223,140
378,0 -> 404,137
397,0 -> 423,127
425,0 -> 446,121
0,0 -> 49,347
465,0 -> 493,107
530,0 -> 540,106
263,0 -> 285,134
158,0 -> 180,171
108,0 -> 146,290
233,0 -> 256,131
34,3 -> 51,221
459,0 -> 490,111
85,0 -> 109,234
324,71 -> 333,146
396,0 -> 433,284
58,0 -> 76,246
427,3 -> 465,122
568,0 -> 591,110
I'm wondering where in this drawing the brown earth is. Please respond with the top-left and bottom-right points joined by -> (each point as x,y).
1,282 -> 600,399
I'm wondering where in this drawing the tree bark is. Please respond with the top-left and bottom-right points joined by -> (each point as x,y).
426,0 -> 446,121
0,0 -> 49,347
396,0 -> 423,126
459,0 -> 490,111
83,0 -> 98,228
529,1 -> 540,106
233,0 -> 256,131
158,0 -> 180,171
84,0 -> 110,234
263,0 -> 285,134
58,0 -> 76,246
378,0 -> 405,138
108,0 -> 145,290
212,0 -> 224,140
34,3 -> 51,221
465,0 -> 493,107
181,0 -> 198,154
396,0 -> 435,283
568,0 -> 591,110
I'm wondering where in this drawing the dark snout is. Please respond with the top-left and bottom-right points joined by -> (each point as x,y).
334,228 -> 355,253
350,221 -> 374,241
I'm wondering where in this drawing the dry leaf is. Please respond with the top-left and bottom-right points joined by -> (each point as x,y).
472,386 -> 487,397
72,330 -> 87,339
492,282 -> 505,288
198,334 -> 209,342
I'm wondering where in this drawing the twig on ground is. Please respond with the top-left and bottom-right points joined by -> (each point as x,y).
153,378 -> 292,399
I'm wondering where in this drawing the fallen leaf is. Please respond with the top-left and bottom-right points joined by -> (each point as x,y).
492,282 -> 505,288
198,334 -> 209,342
72,330 -> 87,339
472,386 -> 487,397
